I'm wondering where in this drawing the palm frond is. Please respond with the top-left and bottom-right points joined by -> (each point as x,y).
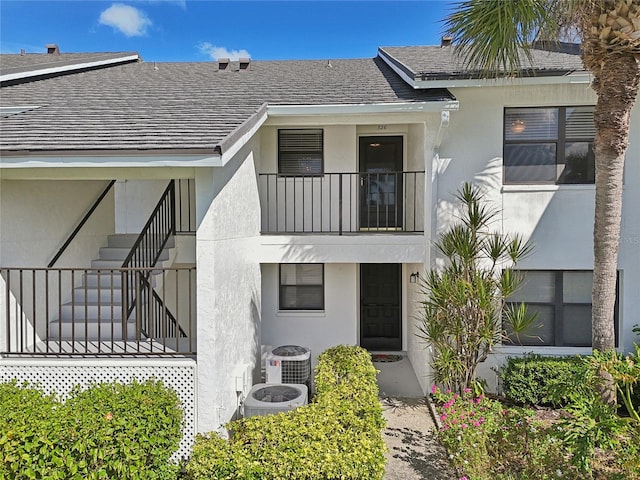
443,0 -> 556,76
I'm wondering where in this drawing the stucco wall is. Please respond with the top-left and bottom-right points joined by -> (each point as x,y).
0,180 -> 115,267
406,261 -> 430,393
114,180 -> 170,234
435,82 -> 640,391
260,263 -> 359,374
195,136 -> 262,433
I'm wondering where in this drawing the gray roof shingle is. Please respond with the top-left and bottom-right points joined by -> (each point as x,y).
0,56 -> 454,153
378,44 -> 586,80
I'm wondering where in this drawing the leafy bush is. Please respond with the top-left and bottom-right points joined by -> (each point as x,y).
501,354 -> 584,406
186,345 -> 386,480
433,386 -> 581,480
0,381 -> 67,479
432,386 -> 640,480
0,379 -> 183,480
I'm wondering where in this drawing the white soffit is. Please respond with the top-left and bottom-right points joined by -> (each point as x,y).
0,153 -> 223,168
267,101 -> 459,116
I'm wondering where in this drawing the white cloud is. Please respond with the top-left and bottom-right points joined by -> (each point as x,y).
198,42 -> 251,61
99,4 -> 152,37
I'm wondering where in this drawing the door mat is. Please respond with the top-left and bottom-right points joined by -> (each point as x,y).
371,354 -> 403,363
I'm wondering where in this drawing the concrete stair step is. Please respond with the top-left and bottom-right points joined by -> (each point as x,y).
107,234 -> 175,249
48,318 -> 139,341
60,303 -> 126,321
73,287 -> 123,304
98,247 -> 170,262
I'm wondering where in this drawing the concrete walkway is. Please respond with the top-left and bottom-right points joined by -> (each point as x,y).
373,355 -> 456,480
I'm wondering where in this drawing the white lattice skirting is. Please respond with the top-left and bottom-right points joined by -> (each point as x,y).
0,358 -> 197,460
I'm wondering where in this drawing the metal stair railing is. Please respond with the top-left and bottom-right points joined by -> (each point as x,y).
121,180 -> 184,340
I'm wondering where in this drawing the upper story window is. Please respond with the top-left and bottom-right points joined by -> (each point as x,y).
278,129 -> 323,175
279,264 -> 324,310
505,270 -> 619,347
503,106 -> 595,185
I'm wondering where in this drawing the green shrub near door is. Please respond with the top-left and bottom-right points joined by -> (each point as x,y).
185,344 -> 387,480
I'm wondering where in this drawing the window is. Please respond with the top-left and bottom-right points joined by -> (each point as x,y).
505,270 -> 619,347
279,264 -> 324,310
504,106 -> 595,184
278,129 -> 323,175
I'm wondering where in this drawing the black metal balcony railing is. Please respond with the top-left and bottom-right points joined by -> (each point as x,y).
1,267 -> 195,356
259,171 -> 425,234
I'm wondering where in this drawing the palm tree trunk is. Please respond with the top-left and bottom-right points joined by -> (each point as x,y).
591,52 -> 640,405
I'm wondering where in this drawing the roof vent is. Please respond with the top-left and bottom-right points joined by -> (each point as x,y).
441,36 -> 453,47
46,44 -> 60,55
238,58 -> 250,70
218,58 -> 230,70
20,49 -> 25,56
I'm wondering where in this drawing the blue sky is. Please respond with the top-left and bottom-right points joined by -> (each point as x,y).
0,1 -> 455,61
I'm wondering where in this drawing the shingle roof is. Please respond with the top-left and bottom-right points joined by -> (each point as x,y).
378,44 -> 586,80
0,56 -> 454,153
0,52 -> 139,83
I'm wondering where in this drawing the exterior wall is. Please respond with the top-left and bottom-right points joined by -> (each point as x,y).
406,261 -> 430,393
435,82 -> 640,391
261,262 -> 427,387
195,135 -> 262,433
260,263 -> 358,374
259,117 -> 435,395
0,179 -> 115,268
114,179 -> 170,234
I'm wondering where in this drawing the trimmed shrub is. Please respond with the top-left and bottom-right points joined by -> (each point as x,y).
500,354 -> 584,406
0,379 -> 183,480
186,344 -> 386,480
0,381 -> 67,479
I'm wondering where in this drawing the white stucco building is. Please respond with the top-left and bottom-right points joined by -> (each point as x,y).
1,42 -> 638,447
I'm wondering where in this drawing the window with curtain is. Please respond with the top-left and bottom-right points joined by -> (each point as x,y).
504,106 -> 595,184
279,264 -> 324,310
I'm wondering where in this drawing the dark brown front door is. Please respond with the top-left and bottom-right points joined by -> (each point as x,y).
360,263 -> 401,351
359,136 -> 403,230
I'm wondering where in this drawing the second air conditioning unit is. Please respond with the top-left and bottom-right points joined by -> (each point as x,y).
243,383 -> 308,418
265,344 -> 311,387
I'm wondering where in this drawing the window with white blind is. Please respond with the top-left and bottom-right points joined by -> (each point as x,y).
504,270 -> 619,347
278,129 -> 323,175
504,106 -> 595,184
279,264 -> 324,310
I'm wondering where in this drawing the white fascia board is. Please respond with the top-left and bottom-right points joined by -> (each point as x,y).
267,101 -> 459,116
411,73 -> 592,89
0,153 -> 222,168
1,105 -> 42,117
0,54 -> 140,82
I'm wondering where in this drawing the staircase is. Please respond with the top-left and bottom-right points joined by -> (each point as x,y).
48,234 -> 175,341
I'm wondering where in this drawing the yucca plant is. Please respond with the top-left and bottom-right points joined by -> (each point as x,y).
418,183 -> 537,394
443,0 -> 640,405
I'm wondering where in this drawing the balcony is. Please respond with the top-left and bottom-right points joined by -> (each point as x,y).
259,171 -> 425,234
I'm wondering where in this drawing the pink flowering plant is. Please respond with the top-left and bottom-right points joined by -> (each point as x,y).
431,385 -> 580,480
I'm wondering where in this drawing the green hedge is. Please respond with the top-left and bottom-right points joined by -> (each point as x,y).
500,354 -> 584,406
185,345 -> 386,480
0,379 -> 183,480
